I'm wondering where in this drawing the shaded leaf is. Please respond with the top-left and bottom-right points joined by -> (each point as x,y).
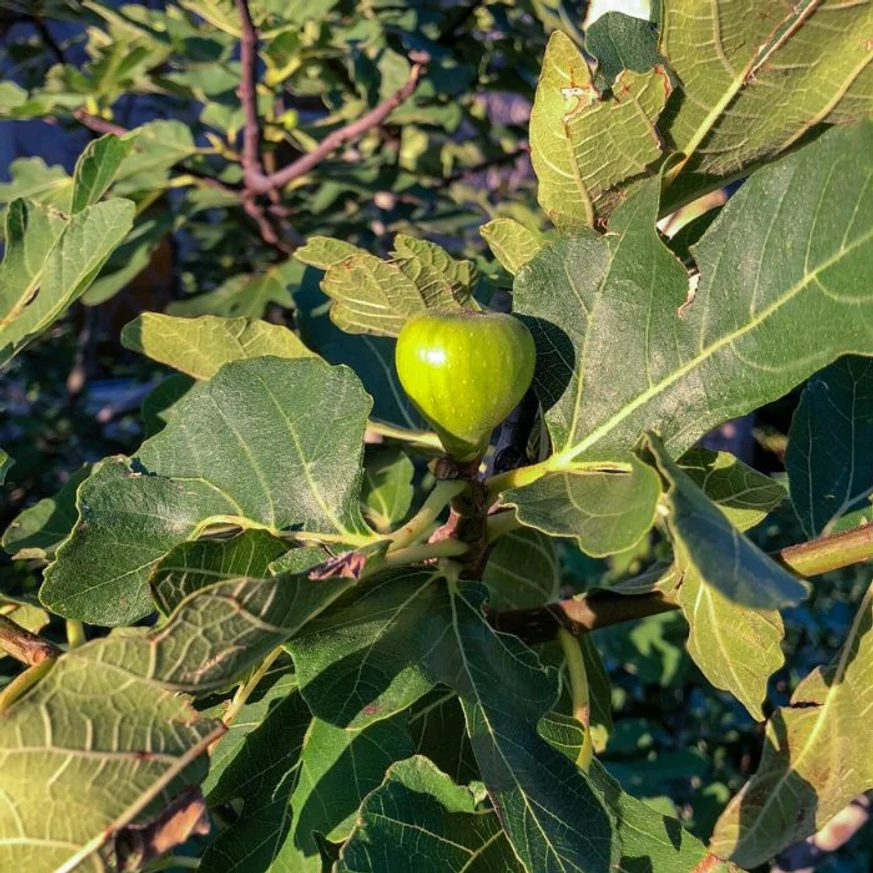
122,312 -> 315,379
2,464 -> 90,561
586,11 -> 663,86
481,527 -> 559,609
786,356 -> 873,537
641,433 -> 806,610
673,449 -> 788,720
426,585 -> 619,872
360,447 -> 415,533
710,581 -> 873,868
203,687 -> 413,873
530,31 -> 670,229
168,260 -> 300,319
288,569 -> 447,729
338,756 -> 522,873
504,459 -> 662,557
141,374 -> 195,437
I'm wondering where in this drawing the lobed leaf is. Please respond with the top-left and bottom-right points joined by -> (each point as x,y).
338,756 -> 521,873
661,0 -> 873,184
529,30 -> 671,229
121,312 -> 315,380
480,218 -> 545,275
0,641 -> 222,872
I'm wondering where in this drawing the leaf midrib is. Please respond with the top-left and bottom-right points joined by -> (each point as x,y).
559,222 -> 873,464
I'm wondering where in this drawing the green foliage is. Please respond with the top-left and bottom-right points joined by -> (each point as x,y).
2,3 -> 873,872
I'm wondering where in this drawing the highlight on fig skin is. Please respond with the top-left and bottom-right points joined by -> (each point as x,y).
395,310 -> 536,461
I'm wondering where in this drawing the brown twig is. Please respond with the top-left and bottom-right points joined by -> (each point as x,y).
487,522 -> 873,645
0,614 -> 62,666
72,108 -> 127,137
235,0 -> 264,182
241,55 -> 429,195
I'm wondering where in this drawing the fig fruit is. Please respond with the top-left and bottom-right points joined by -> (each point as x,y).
395,310 -> 536,461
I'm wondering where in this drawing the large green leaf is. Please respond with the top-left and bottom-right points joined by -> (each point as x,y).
0,197 -> 135,363
516,121 -> 873,470
426,585 -> 619,873
121,312 -> 315,379
41,358 -> 377,625
0,157 -> 71,211
710,580 -> 873,868
0,640 -> 222,872
202,686 -> 413,873
660,0 -> 873,184
786,356 -> 873,537
529,30 -> 671,229
539,713 -> 714,873
408,689 -> 479,787
338,756 -> 522,873
288,569 -> 447,729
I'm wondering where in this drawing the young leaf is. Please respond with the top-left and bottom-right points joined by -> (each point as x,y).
786,356 -> 873,537
660,0 -> 873,182
121,312 -> 315,379
70,132 -> 136,213
360,447 -> 415,533
42,358 -> 376,625
392,234 -> 477,300
426,585 -> 620,873
529,30 -> 671,229
337,756 -> 522,873
710,580 -> 873,868
322,252 -> 461,337
480,218 -> 544,275
0,641 -> 222,872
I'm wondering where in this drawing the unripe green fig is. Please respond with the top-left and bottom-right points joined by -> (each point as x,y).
395,310 -> 536,461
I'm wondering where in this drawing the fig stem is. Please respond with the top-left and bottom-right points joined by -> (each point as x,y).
486,509 -> 521,543
381,538 -> 470,571
557,628 -> 593,771
388,480 -> 467,551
